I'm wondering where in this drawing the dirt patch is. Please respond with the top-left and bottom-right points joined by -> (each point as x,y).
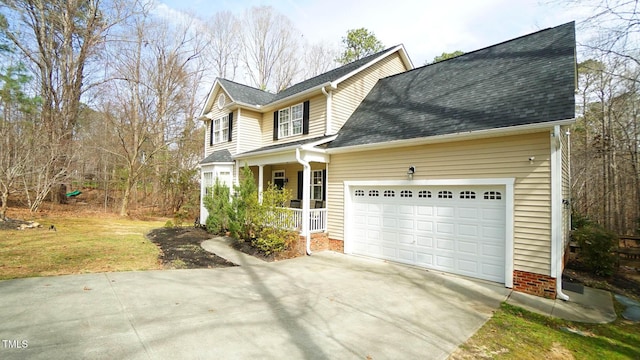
0,217 -> 32,230
146,227 -> 236,269
564,261 -> 640,300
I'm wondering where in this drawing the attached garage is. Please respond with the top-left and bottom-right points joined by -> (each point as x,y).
344,181 -> 514,284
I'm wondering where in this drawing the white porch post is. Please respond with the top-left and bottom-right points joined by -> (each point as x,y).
258,165 -> 264,203
301,164 -> 310,238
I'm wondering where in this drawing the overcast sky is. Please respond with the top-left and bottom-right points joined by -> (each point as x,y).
158,0 -> 588,66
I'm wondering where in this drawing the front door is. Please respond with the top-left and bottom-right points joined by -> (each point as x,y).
273,170 -> 285,190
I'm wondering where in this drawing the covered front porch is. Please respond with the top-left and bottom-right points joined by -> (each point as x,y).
235,144 -> 329,236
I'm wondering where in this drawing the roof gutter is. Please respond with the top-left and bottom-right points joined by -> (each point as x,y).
326,118 -> 575,154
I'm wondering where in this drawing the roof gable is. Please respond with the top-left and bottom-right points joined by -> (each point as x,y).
200,45 -> 411,114
328,22 -> 576,149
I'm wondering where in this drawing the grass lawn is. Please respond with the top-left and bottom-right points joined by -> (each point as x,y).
0,215 -> 164,280
450,302 -> 640,359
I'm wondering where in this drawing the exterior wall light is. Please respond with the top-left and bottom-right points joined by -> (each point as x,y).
407,166 -> 415,180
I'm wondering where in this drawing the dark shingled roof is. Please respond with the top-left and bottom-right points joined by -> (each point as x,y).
327,22 -> 576,149
218,79 -> 275,106
200,149 -> 233,164
218,46 -> 400,106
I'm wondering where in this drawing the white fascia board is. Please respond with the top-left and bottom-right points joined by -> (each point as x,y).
199,161 -> 234,166
327,119 -> 575,154
260,82 -> 333,112
301,135 -> 337,150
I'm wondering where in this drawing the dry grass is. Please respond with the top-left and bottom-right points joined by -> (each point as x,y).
0,213 -> 164,280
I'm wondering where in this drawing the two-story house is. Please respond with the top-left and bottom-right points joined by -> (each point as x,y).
198,22 -> 576,300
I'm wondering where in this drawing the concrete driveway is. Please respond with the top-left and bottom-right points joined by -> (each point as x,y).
0,251 -> 510,359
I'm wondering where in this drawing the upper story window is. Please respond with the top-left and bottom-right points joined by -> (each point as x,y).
273,101 -> 309,140
210,112 -> 233,145
278,103 -> 303,138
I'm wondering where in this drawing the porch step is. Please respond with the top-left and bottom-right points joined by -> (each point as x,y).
201,237 -> 267,266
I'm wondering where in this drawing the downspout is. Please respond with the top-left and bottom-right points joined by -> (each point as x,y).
321,86 -> 333,136
552,125 -> 570,301
295,148 -> 312,255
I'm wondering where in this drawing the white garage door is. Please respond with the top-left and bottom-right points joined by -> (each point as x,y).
349,185 -> 506,283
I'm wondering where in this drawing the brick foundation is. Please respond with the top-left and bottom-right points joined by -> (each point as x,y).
329,238 -> 344,253
513,270 -> 556,299
296,233 -> 330,254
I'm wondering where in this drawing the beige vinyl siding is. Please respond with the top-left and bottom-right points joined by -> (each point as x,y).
332,53 -> 408,132
327,131 -> 554,275
204,89 -> 236,157
237,109 -> 262,154
260,94 -> 327,146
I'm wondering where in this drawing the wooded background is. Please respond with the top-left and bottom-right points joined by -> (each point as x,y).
0,0 -> 638,236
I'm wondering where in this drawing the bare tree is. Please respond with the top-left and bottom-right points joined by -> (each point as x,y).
101,8 -> 205,216
302,41 -> 338,79
241,6 -> 300,91
204,11 -> 240,81
0,0 -> 127,206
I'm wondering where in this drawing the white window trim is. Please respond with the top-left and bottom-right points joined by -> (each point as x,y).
278,103 -> 303,139
211,115 -> 229,144
311,170 -> 323,200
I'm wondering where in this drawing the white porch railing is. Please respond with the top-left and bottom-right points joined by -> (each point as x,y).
290,208 -> 327,233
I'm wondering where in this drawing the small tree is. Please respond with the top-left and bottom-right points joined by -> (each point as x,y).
228,165 -> 259,241
572,219 -> 618,276
252,183 -> 297,254
428,50 -> 464,64
337,28 -> 384,65
203,178 -> 231,234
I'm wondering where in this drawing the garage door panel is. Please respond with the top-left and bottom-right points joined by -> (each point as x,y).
399,219 -> 414,230
458,240 -> 478,254
436,207 -> 455,218
416,236 -> 433,248
383,217 -> 397,227
436,222 -> 455,235
458,224 -> 479,237
458,207 -> 479,219
350,185 -> 506,283
416,252 -> 434,266
458,259 -> 479,273
399,233 -> 414,244
437,238 -> 455,250
417,220 -> 433,232
398,249 -> 415,262
482,208 -> 503,221
436,254 -> 455,268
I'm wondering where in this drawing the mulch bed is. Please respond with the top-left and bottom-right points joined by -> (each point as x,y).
146,227 -> 237,269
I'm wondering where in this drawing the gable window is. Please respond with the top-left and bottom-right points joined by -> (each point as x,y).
273,101 -> 309,140
210,112 -> 233,145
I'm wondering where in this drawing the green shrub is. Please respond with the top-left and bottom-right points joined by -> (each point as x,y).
228,165 -> 260,240
572,223 -> 618,276
252,227 -> 298,255
164,220 -> 174,228
571,211 -> 591,230
203,178 -> 232,234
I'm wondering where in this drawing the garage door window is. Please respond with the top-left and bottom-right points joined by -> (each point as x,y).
484,191 -> 502,200
418,190 -> 431,198
438,190 -> 453,199
460,191 -> 476,199
355,190 -> 365,197
369,190 -> 379,197
400,190 -> 412,197
384,190 -> 395,197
